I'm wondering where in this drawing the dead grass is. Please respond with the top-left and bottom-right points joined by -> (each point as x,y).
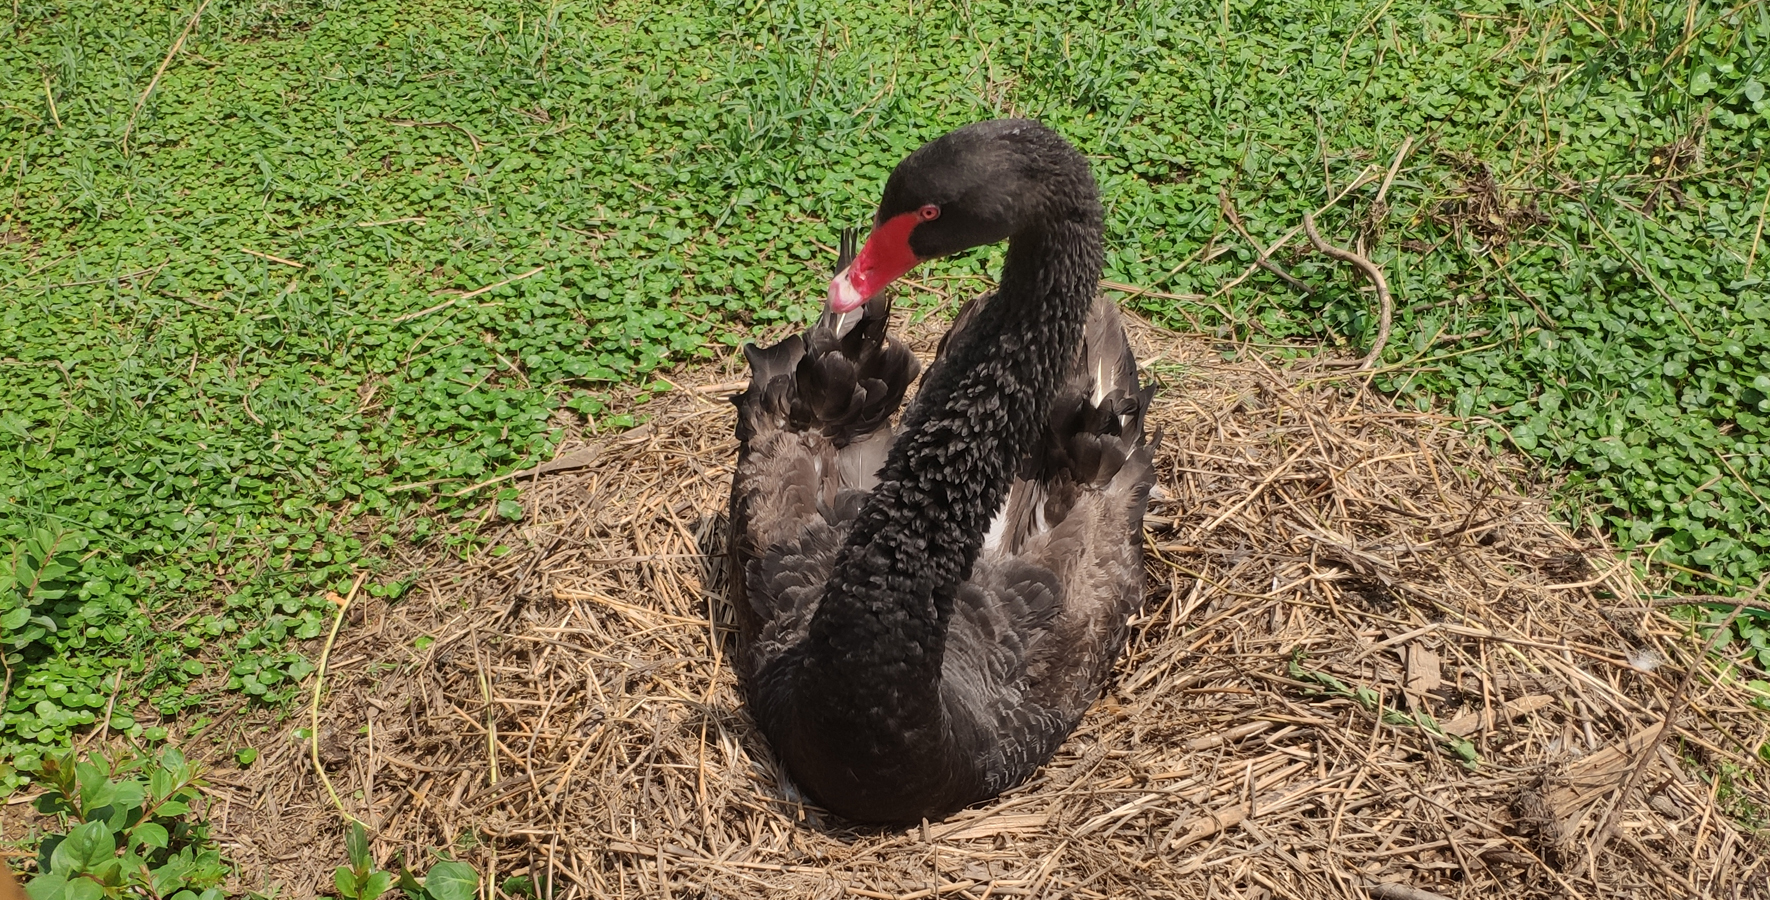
156,318 -> 1770,898
1432,155 -> 1548,254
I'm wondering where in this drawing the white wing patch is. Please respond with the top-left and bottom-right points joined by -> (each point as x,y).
983,482 -> 1058,555
981,496 -> 1011,553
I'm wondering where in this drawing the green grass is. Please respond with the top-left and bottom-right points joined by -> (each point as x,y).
1,0 -> 1767,785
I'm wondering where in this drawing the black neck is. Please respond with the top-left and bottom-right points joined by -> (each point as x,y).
800,210 -> 1105,757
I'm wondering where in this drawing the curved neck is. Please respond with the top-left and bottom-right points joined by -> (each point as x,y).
801,210 -> 1105,750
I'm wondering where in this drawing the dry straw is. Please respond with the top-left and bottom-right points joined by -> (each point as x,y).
207,317 -> 1767,900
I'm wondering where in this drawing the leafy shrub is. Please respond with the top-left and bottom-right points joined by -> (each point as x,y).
0,526 -> 161,795
15,747 -> 484,900
333,822 -> 477,900
22,747 -> 226,900
1,528 -> 84,658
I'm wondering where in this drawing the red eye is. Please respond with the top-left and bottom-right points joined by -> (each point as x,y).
918,204 -> 940,221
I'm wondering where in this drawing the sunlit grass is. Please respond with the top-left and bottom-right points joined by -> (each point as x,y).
0,0 -> 1765,788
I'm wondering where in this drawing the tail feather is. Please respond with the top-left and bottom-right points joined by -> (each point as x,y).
1080,294 -> 1140,405
734,335 -> 806,443
1042,299 -> 1154,483
733,227 -> 921,450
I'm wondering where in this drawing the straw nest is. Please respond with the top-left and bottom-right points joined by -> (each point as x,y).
204,315 -> 1767,899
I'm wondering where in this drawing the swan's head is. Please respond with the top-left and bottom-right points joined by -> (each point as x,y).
829,119 -> 1092,312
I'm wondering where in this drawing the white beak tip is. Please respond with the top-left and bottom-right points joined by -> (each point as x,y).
828,273 -> 866,313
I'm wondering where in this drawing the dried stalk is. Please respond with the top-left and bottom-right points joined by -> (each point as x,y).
1221,191 -> 1314,295
1587,579 -> 1761,863
1303,212 -> 1394,370
210,313 -> 1761,900
121,0 -> 214,154
309,570 -> 370,827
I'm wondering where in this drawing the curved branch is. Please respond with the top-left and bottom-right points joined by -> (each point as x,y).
1303,212 -> 1393,371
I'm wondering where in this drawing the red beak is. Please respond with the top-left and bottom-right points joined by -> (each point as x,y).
828,211 -> 922,313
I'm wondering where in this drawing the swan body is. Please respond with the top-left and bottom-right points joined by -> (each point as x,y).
728,120 -> 1157,824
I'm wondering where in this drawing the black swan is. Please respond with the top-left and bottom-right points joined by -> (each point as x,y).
728,119 -> 1157,825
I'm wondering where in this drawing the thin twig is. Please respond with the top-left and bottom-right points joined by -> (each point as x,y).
1588,577 -> 1763,863
449,443 -> 606,497
42,69 -> 60,129
1220,191 -> 1313,295
355,216 -> 428,227
121,0 -> 214,154
1213,167 -> 1381,298
240,246 -> 304,268
84,671 -> 125,749
1373,135 -> 1416,207
386,118 -> 484,153
1098,279 -> 1206,303
1099,239 -> 1224,312
0,252 -> 78,293
26,260 -> 171,293
391,265 -> 545,324
1360,136 -> 1417,256
1746,164 -> 1769,276
310,570 -> 370,827
1302,212 -> 1393,371
1367,882 -> 1453,900
470,625 -> 498,786
1653,594 -> 1770,612
790,22 -> 830,146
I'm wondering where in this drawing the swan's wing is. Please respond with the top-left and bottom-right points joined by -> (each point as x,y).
993,295 -> 1155,553
728,229 -> 922,683
943,295 -> 1156,785
941,562 -> 1067,794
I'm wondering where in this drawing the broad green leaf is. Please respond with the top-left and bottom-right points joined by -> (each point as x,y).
336,867 -> 361,899
149,768 -> 174,801
132,822 -> 170,850
345,822 -> 372,869
423,861 -> 480,900
24,872 -> 103,900
160,747 -> 188,776
75,763 -> 110,811
49,821 -> 115,875
150,853 -> 195,894
107,781 -> 145,812
361,869 -> 396,900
